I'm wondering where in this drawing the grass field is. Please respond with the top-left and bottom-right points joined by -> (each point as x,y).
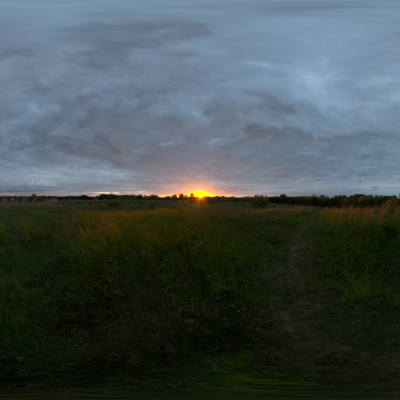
0,200 -> 399,398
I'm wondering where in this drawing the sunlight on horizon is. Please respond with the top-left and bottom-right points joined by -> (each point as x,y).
192,190 -> 213,197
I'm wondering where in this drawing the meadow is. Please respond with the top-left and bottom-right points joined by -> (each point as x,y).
0,200 -> 399,398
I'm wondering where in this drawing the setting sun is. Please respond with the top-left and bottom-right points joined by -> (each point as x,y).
192,190 -> 213,197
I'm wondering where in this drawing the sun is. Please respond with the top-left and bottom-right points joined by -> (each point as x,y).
192,190 -> 213,197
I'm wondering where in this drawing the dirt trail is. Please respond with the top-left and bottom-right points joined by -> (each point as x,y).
251,213 -> 388,387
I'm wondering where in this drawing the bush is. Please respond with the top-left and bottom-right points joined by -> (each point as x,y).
305,197 -> 314,206
107,200 -> 121,209
252,195 -> 269,208
384,196 -> 399,214
148,200 -> 157,210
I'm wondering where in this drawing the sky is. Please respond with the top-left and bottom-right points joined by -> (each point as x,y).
1,0 -> 399,197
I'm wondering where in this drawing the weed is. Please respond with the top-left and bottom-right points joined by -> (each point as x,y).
19,218 -> 34,240
0,222 -> 7,243
177,199 -> 188,216
207,272 -> 229,300
148,200 -> 157,210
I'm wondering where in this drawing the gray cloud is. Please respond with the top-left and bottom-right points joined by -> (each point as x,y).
1,0 -> 399,196
254,0 -> 390,13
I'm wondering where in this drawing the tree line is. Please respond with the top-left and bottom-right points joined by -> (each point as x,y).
268,194 -> 399,208
5,193 -> 398,209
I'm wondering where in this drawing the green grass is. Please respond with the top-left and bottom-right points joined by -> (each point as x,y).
251,205 -> 400,391
315,206 -> 400,304
306,206 -> 400,353
1,201 -> 400,398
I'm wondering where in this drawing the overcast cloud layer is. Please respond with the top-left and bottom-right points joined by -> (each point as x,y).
1,0 -> 399,196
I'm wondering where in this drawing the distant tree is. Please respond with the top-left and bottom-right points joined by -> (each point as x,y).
280,194 -> 287,198
357,196 -> 367,206
31,193 -> 37,197
137,195 -> 144,200
99,194 -> 118,200
253,195 -> 269,208
189,193 -> 195,202
305,197 -> 314,206
178,193 -> 185,199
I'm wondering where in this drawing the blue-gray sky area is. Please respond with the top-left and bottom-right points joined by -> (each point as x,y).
1,0 -> 399,197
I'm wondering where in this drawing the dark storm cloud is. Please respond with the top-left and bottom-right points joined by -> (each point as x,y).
1,0 -> 399,196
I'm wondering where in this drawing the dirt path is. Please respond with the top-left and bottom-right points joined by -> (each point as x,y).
250,213 -> 393,388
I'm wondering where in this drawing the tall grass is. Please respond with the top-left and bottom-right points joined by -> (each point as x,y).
315,206 -> 400,302
19,218 -> 35,240
0,209 -> 266,377
0,222 -> 7,243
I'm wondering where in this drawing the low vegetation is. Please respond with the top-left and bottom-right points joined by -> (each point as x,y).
315,206 -> 400,303
0,199 -> 399,397
269,193 -> 400,208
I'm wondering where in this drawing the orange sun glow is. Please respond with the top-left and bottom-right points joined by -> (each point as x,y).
192,190 -> 213,197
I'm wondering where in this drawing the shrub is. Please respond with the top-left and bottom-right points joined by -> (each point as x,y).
252,195 -> 269,208
384,196 -> 398,214
177,199 -> 188,215
148,200 -> 157,210
107,200 -> 121,209
305,197 -> 314,206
